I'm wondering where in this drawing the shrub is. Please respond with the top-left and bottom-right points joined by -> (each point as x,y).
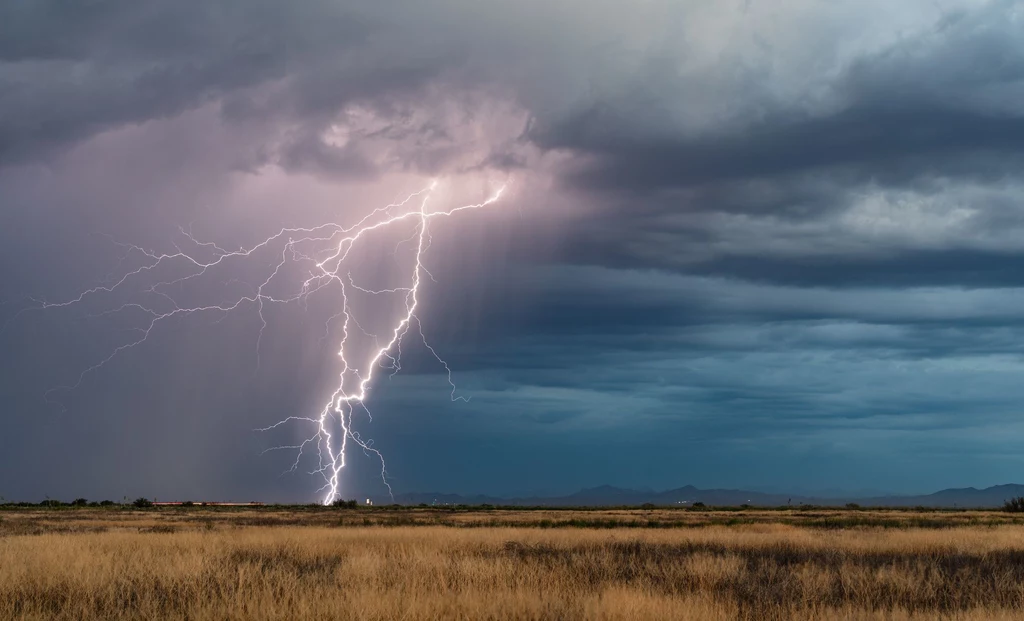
845,503 -> 861,510
331,498 -> 358,509
691,502 -> 706,509
133,497 -> 153,508
99,500 -> 115,506
39,499 -> 62,507
71,498 -> 88,507
1003,497 -> 1024,512
181,501 -> 195,507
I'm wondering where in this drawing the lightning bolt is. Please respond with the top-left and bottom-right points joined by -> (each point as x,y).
14,179 -> 506,505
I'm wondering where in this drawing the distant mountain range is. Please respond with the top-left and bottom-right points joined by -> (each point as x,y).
385,484 -> 1024,508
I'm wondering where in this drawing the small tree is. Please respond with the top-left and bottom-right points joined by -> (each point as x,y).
133,497 -> 153,508
72,498 -> 88,507
1004,497 -> 1024,512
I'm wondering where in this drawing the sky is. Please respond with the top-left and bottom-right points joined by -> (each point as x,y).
3,0 -> 1024,502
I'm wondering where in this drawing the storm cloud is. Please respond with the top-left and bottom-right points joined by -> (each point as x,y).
3,0 -> 1024,501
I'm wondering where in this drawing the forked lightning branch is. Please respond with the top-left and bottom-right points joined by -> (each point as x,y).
20,180 -> 506,505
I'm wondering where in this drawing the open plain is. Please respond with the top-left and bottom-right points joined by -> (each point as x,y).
3,506 -> 1024,620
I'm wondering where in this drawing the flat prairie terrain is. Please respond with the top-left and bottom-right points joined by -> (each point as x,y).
3,507 -> 1024,620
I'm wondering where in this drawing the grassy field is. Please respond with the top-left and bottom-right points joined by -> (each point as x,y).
3,507 -> 1024,620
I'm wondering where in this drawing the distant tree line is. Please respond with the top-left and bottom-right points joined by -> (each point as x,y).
1003,497 -> 1024,512
10,497 -> 1024,511
0,498 -> 120,508
0,497 -> 371,509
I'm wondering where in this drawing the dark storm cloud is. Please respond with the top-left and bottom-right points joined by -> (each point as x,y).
679,249 -> 1024,288
552,106 -> 1024,191
542,1 -> 1024,191
427,264 -> 1024,347
5,0 -> 1022,183
523,1 -> 1024,289
7,0 -> 1018,204
1,2 -> 332,158
0,0 -> 461,170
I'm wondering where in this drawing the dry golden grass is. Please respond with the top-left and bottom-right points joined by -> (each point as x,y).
5,505 -> 1024,534
3,508 -> 1024,619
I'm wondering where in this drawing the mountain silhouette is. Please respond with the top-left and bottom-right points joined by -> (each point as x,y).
386,484 -> 1024,508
